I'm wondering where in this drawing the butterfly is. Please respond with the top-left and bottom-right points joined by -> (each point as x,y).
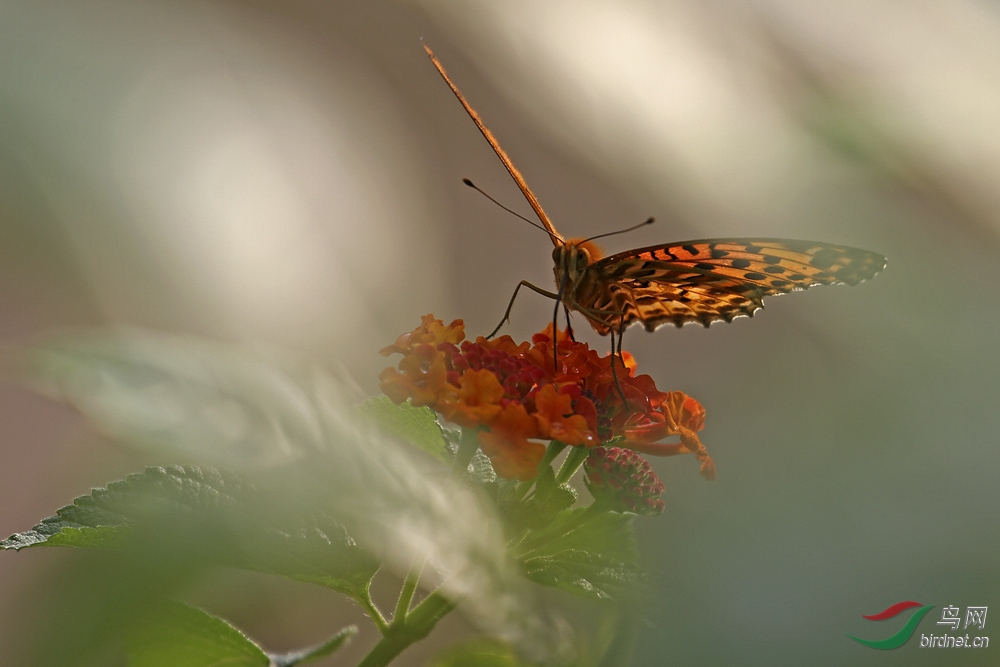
423,43 -> 886,342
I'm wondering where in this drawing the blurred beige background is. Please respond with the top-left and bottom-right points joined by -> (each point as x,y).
2,1 -> 999,665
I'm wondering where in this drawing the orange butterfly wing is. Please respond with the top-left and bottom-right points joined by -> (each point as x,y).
579,239 -> 887,333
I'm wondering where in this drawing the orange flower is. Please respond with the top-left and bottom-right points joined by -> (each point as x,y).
665,392 -> 706,432
476,334 -> 531,359
437,368 -> 504,429
378,345 -> 451,407
379,314 -> 465,356
532,384 -> 596,446
624,392 -> 705,444
622,373 -> 669,409
478,402 -> 545,480
624,392 -> 715,481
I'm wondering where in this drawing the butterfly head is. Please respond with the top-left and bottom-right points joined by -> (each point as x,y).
554,238 -> 604,290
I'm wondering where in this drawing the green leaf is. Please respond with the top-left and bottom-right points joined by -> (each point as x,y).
2,524 -> 127,550
427,637 -> 542,667
525,508 -> 638,564
127,602 -> 269,667
0,465 -> 250,551
269,626 -> 357,666
522,549 -> 644,601
516,509 -> 643,602
354,396 -> 449,460
0,465 -> 381,596
245,511 -> 381,594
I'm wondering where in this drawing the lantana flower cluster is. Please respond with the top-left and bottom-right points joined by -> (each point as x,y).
380,315 -> 715,487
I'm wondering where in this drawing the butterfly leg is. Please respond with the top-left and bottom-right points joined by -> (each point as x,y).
576,301 -> 629,409
608,328 -> 628,409
616,322 -> 625,359
487,280 -> 560,339
551,274 -> 570,371
552,290 -> 562,370
563,301 -> 631,404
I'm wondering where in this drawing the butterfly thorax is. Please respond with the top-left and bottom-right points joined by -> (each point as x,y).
553,238 -> 616,330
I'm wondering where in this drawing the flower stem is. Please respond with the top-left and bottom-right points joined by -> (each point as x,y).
598,606 -> 640,667
352,584 -> 389,635
452,427 -> 480,472
555,444 -> 589,485
540,440 -> 568,469
393,555 -> 425,622
356,591 -> 457,667
514,440 -> 567,501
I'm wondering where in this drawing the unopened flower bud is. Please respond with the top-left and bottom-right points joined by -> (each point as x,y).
584,446 -> 666,516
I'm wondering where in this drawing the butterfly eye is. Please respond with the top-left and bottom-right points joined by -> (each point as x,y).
575,247 -> 590,267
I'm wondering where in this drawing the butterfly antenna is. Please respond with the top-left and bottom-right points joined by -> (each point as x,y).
582,217 -> 655,244
463,179 -> 561,243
